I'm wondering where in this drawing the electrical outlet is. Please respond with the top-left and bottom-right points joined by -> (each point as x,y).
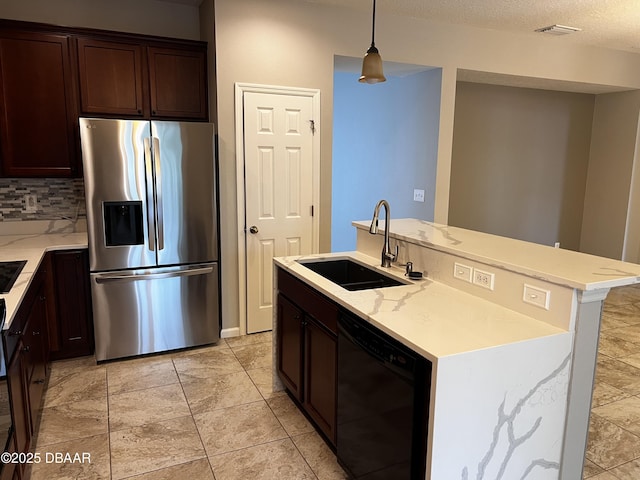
473,268 -> 495,290
453,263 -> 472,282
413,189 -> 425,202
24,194 -> 37,213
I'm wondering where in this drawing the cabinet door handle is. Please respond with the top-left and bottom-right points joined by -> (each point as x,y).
8,330 -> 22,336
34,379 -> 45,385
33,331 -> 41,336
22,346 -> 30,353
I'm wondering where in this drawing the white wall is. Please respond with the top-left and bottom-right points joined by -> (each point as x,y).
331,68 -> 441,251
449,82 -> 595,250
580,90 -> 640,259
623,118 -> 640,264
0,0 -> 200,39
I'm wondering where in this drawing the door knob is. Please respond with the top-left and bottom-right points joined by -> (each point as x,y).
249,226 -> 259,234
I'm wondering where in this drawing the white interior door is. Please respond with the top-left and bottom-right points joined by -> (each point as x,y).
244,91 -> 315,333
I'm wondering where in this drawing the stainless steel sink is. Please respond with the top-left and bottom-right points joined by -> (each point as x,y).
298,258 -> 406,291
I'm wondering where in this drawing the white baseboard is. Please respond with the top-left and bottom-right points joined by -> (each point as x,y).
221,327 -> 240,339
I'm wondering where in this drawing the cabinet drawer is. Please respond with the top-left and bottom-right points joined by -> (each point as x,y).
277,269 -> 338,335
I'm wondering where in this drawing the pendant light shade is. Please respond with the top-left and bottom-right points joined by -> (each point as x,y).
359,0 -> 386,84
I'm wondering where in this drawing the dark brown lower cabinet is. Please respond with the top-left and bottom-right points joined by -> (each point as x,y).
277,294 -> 303,401
5,356 -> 27,480
22,293 -> 48,438
0,431 -> 17,480
1,248 -> 92,479
303,317 -> 337,443
48,250 -> 93,360
276,268 -> 338,446
2,263 -> 50,480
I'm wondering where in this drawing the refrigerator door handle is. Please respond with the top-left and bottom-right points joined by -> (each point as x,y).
144,137 -> 156,252
153,136 -> 165,251
95,266 -> 214,284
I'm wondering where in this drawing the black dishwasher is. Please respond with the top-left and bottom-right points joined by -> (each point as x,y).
337,312 -> 431,480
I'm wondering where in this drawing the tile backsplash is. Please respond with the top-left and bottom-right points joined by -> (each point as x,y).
0,178 -> 86,222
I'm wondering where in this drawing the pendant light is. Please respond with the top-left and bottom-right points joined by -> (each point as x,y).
359,0 -> 386,84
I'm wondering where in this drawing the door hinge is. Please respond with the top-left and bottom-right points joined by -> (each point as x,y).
309,120 -> 316,135
311,205 -> 314,217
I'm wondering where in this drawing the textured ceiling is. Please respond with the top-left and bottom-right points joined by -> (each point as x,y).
303,0 -> 640,53
157,0 -> 640,52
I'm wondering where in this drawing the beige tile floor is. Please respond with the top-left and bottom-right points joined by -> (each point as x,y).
30,332 -> 347,480
28,284 -> 640,479
584,284 -> 640,479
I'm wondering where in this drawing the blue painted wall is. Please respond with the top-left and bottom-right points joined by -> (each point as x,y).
331,68 -> 442,251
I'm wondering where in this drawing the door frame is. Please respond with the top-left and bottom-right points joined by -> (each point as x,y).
235,82 -> 321,335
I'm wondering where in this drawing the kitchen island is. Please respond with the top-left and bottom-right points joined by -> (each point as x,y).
273,218 -> 640,479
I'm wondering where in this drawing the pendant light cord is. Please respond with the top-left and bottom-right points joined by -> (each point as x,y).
371,0 -> 377,47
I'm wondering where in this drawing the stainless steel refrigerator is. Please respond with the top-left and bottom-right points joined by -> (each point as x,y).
79,118 -> 220,361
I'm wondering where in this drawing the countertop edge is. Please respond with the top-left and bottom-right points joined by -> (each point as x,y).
0,233 -> 88,331
352,219 -> 640,291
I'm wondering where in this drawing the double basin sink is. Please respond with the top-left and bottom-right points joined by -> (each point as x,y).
298,258 -> 407,291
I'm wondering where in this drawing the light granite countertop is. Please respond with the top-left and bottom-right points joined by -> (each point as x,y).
275,251 -> 568,361
0,232 -> 88,330
353,218 -> 640,291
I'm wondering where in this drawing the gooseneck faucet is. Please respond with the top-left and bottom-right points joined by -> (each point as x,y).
369,199 -> 397,267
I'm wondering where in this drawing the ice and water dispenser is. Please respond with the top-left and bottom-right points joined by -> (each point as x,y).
103,201 -> 144,246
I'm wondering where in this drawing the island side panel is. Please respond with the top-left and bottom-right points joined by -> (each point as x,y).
560,290 -> 607,480
428,332 -> 572,479
272,263 -> 286,393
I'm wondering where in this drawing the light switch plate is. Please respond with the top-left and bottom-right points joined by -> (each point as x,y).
453,263 -> 472,283
523,284 -> 551,310
24,194 -> 37,213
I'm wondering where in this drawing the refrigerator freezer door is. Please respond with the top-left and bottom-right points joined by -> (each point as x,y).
151,121 -> 218,266
91,263 -> 220,361
80,118 -> 157,271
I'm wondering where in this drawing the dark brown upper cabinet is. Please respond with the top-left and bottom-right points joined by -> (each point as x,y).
0,29 -> 78,177
77,39 -> 207,121
0,19 -> 210,178
76,37 -> 146,117
148,46 -> 207,120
